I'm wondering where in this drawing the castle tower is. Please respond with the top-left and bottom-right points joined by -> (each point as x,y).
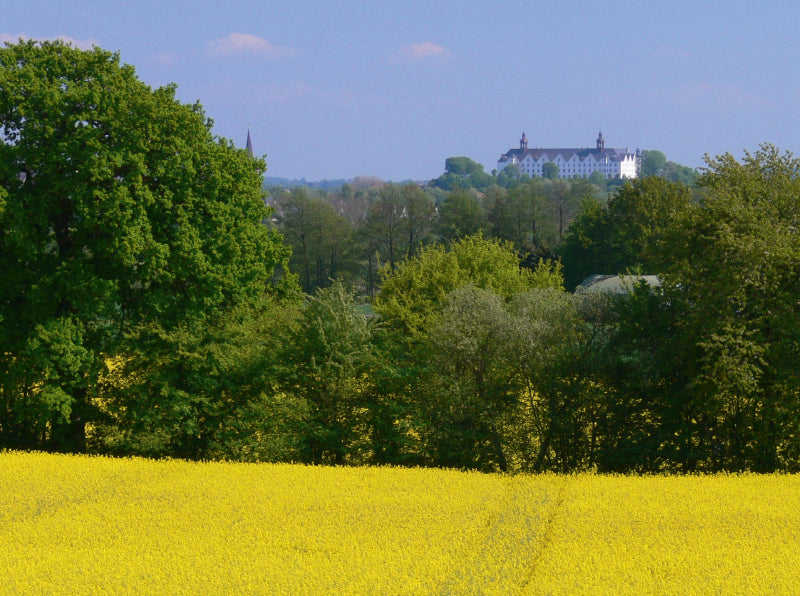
520,131 -> 528,150
596,131 -> 605,151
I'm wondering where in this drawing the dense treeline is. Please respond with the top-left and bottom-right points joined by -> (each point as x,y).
270,147 -> 800,473
268,150 -> 699,296
270,174 -> 608,295
3,42 -> 799,473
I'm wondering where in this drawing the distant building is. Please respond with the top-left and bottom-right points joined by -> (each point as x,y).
497,132 -> 639,179
575,274 -> 661,295
245,129 -> 254,157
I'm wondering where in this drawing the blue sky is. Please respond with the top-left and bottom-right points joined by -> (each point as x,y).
5,1 -> 800,181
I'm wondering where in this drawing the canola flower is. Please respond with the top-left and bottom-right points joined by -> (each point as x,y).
2,451 -> 799,595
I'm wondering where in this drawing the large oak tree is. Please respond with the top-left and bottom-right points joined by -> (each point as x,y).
0,40 -> 295,453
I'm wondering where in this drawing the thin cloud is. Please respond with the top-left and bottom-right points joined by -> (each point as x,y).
392,41 -> 452,63
0,33 -> 99,50
207,33 -> 296,58
153,52 -> 178,67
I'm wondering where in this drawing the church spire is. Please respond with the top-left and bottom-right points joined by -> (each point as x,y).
246,129 -> 254,157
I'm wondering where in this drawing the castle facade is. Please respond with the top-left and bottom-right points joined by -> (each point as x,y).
497,132 -> 639,179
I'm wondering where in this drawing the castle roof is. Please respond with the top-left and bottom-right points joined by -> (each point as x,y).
498,131 -> 636,164
498,146 -> 634,163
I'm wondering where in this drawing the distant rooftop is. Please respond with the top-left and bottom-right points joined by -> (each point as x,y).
575,274 -> 661,295
498,130 -> 637,164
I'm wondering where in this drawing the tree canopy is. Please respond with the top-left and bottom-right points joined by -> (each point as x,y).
431,156 -> 494,191
559,176 -> 693,289
542,162 -> 560,180
0,40 -> 295,453
656,145 -> 800,471
373,234 -> 563,340
639,150 -> 667,177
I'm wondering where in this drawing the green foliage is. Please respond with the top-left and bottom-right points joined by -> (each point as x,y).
656,145 -> 800,471
423,286 -> 520,471
374,234 -> 562,339
597,145 -> 800,472
274,187 -> 358,292
371,235 -> 569,471
660,161 -> 700,186
640,149 -> 699,185
94,303 -> 304,461
0,40 -> 296,452
284,282 -> 379,465
435,189 -> 485,243
4,40 -> 797,474
0,316 -> 98,451
406,283 -> 592,472
559,176 -> 693,289
484,179 -> 553,255
355,183 -> 436,296
639,150 -> 667,177
400,183 -> 436,256
361,184 -> 406,273
550,178 -> 579,242
494,163 -> 526,188
542,162 -> 560,179
557,197 -> 609,289
444,156 -> 483,177
431,157 -> 494,191
588,170 -> 609,191
504,289 -> 594,472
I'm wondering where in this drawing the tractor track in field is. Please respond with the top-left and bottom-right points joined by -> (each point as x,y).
517,477 -> 568,593
437,476 -> 568,595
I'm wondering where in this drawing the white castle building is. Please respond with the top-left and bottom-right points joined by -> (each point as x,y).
497,132 -> 639,179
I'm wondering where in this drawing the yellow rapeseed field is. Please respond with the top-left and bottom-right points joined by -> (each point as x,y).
2,451 -> 799,595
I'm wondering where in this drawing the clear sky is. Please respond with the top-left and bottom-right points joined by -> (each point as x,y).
5,1 -> 800,181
